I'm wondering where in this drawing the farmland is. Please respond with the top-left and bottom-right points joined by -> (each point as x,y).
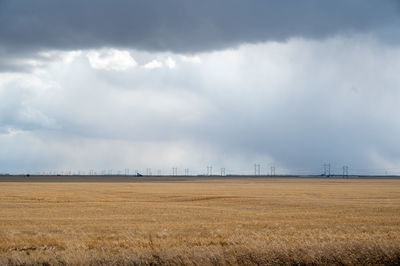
0,177 -> 399,265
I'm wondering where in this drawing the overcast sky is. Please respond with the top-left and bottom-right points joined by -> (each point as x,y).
1,0 -> 400,175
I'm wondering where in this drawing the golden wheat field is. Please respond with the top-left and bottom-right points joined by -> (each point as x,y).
0,178 -> 399,265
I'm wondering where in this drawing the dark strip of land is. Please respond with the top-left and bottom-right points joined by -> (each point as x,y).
0,174 -> 399,182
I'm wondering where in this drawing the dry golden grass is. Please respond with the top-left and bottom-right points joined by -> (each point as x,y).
0,178 -> 400,265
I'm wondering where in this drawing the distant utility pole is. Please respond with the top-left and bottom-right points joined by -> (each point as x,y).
221,168 -> 226,176
270,166 -> 276,176
124,168 -> 129,176
146,168 -> 152,176
184,168 -> 189,176
323,163 -> 331,177
342,165 -> 349,178
254,164 -> 260,176
172,167 -> 178,176
206,166 -> 212,176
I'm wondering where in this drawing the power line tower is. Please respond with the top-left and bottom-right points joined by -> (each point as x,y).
146,168 -> 152,176
206,166 -> 212,176
184,168 -> 189,176
221,168 -> 225,176
254,164 -> 260,176
342,165 -> 349,178
270,166 -> 276,176
172,167 -> 178,176
323,163 -> 331,177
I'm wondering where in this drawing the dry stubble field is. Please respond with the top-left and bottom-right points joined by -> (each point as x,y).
0,178 -> 400,265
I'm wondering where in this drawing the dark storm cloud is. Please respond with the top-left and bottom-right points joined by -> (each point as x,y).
0,0 -> 399,54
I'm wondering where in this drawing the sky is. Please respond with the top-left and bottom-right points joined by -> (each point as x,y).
1,0 -> 400,175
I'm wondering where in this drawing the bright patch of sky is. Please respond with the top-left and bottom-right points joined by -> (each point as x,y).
86,49 -> 137,71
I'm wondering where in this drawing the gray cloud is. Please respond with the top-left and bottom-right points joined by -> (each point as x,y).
0,0 -> 399,56
1,1 -> 400,175
1,37 -> 400,174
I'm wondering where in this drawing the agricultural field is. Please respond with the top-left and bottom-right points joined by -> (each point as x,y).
0,178 -> 399,265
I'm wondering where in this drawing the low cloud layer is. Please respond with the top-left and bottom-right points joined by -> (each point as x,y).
1,36 -> 400,175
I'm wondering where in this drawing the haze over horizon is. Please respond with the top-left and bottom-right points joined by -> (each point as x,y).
1,1 -> 400,175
